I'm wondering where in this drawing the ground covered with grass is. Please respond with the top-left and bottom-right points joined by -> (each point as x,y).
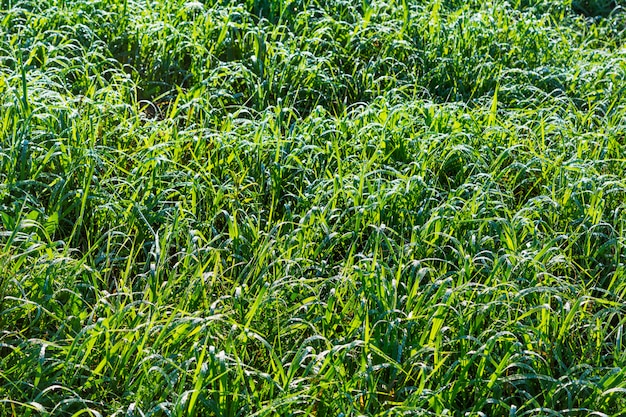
2,0 -> 626,415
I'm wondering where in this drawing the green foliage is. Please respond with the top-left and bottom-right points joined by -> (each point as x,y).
2,0 -> 626,416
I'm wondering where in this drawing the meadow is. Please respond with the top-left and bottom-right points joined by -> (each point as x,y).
2,0 -> 626,415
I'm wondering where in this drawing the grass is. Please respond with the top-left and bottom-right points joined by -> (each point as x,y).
2,0 -> 626,415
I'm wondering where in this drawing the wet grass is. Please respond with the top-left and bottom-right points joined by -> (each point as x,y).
2,0 -> 626,415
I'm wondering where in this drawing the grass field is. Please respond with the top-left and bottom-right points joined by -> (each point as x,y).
2,0 -> 626,415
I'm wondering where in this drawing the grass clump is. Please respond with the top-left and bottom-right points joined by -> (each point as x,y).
2,0 -> 626,416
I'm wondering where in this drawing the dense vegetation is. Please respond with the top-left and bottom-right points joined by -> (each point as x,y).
2,0 -> 626,415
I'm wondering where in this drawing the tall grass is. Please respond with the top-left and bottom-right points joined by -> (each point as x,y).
2,0 -> 626,415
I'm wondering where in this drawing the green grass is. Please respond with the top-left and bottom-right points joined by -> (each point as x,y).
2,0 -> 626,415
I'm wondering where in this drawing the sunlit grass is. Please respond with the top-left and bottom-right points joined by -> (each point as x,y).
2,0 -> 626,415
